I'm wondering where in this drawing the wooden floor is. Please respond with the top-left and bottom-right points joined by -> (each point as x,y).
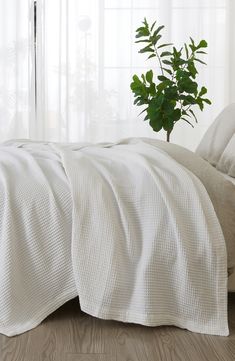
0,295 -> 235,361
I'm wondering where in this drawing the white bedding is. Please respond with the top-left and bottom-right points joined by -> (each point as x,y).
0,142 -> 77,336
0,139 -> 230,336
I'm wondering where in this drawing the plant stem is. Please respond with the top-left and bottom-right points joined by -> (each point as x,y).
154,44 -> 164,76
166,130 -> 171,142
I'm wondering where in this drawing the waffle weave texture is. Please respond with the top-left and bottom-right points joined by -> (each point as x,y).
0,141 -> 77,336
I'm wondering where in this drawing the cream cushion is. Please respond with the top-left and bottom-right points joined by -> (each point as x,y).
196,103 -> 235,166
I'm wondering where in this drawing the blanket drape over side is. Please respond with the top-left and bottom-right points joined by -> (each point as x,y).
55,139 -> 228,336
0,143 -> 77,337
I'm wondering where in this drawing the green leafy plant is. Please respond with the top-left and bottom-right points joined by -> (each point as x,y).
130,18 -> 211,142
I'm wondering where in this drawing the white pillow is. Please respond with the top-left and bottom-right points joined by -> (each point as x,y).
196,103 -> 235,166
217,133 -> 235,177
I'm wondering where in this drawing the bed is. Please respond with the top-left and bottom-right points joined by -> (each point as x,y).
0,105 -> 235,338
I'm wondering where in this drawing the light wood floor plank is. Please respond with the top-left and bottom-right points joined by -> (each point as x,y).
0,294 -> 234,361
66,355 -> 114,361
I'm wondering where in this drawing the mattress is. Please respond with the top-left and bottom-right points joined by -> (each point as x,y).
218,171 -> 235,291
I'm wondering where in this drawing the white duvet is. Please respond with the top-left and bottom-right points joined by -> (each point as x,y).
0,139 -> 229,336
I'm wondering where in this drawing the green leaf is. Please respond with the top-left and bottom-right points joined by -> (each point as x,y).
160,51 -> 172,57
136,26 -> 147,33
135,32 -> 148,39
194,58 -> 207,65
150,20 -> 157,31
151,34 -> 162,45
180,94 -> 197,105
196,50 -> 207,54
182,118 -> 194,127
199,86 -> 207,96
149,116 -> 163,132
132,74 -> 142,84
162,67 -> 173,75
196,99 -> 204,111
173,46 -> 181,57
143,18 -> 149,28
187,61 -> 198,78
135,39 -> 150,44
158,75 -> 168,81
149,83 -> 157,96
184,43 -> 189,59
190,37 -> 195,46
176,69 -> 189,80
162,59 -> 172,65
146,70 -> 153,83
172,108 -> 181,122
135,26 -> 150,38
162,116 -> 174,131
198,40 -> 207,48
162,100 -> 175,114
147,53 -> 156,60
130,74 -> 149,99
178,77 -> 198,94
189,109 -> 198,123
138,107 -> 148,116
165,86 -> 178,100
157,43 -> 173,49
153,25 -> 165,37
147,99 -> 164,132
134,97 -> 148,106
139,45 -> 154,54
134,97 -> 141,105
153,94 -> 165,107
202,98 -> 212,105
157,82 -> 168,92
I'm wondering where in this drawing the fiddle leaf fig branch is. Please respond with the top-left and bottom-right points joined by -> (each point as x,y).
130,18 -> 211,142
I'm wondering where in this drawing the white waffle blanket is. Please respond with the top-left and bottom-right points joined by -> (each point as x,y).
0,142 -> 77,337
0,139 -> 229,336
55,139 -> 228,336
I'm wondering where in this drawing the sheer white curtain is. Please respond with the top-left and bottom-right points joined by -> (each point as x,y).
35,0 -> 233,149
0,0 -> 234,149
0,0 -> 35,141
